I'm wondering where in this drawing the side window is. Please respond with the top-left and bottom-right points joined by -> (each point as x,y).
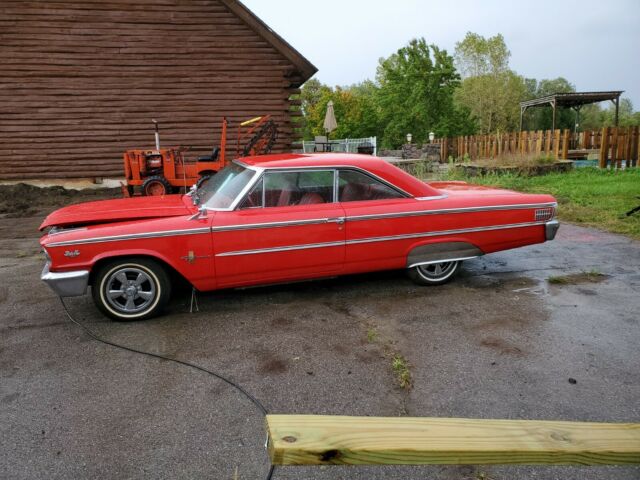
238,170 -> 335,208
338,169 -> 405,202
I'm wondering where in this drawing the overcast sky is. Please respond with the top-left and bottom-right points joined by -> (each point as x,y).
243,0 -> 640,108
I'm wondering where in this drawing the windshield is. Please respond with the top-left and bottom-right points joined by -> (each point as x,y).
198,163 -> 256,209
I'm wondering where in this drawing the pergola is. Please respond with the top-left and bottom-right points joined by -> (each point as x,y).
519,91 -> 623,132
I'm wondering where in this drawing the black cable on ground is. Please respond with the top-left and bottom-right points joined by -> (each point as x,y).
59,297 -> 275,480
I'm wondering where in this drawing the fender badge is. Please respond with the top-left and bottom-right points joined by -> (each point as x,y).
64,249 -> 80,258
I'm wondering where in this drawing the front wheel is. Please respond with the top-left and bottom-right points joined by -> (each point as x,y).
407,260 -> 460,286
142,175 -> 173,196
92,258 -> 171,321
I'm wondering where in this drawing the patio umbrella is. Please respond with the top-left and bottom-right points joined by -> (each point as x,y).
323,100 -> 337,139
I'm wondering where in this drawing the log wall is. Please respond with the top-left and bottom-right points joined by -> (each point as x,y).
0,0 -> 309,179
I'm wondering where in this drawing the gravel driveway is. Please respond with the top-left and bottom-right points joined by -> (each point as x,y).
1,189 -> 639,479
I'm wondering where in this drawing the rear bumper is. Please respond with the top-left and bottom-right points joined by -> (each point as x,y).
545,219 -> 560,241
41,261 -> 89,297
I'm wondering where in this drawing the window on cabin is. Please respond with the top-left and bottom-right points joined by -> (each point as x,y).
237,170 -> 335,208
337,169 -> 405,202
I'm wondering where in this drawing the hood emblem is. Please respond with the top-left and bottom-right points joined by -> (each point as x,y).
64,249 -> 80,258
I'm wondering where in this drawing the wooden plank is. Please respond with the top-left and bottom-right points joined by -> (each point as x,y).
561,129 -> 570,160
553,129 -> 561,159
267,415 -> 640,466
599,127 -> 610,168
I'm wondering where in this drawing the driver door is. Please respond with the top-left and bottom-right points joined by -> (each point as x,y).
211,169 -> 345,288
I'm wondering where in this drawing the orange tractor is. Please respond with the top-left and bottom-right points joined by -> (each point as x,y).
123,115 -> 277,196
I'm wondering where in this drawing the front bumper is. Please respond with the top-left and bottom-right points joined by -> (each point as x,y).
545,219 -> 560,241
41,261 -> 89,297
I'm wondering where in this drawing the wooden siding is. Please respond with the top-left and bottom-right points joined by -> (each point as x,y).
0,0 -> 311,179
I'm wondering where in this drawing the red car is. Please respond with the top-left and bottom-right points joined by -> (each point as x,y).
40,154 -> 559,321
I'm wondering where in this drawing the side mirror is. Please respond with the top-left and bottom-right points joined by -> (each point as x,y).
188,205 -> 208,221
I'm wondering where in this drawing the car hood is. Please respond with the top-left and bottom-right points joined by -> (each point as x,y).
39,195 -> 193,230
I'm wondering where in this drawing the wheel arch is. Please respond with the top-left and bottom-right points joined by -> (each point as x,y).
88,251 -> 192,290
405,239 -> 484,268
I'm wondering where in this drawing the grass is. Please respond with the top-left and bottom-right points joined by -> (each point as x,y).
366,327 -> 378,343
548,269 -> 607,285
443,167 -> 640,239
391,355 -> 412,390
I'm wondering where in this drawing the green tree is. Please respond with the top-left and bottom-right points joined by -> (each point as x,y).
376,38 -> 474,148
300,80 -> 381,140
454,32 -> 510,78
453,32 -> 527,133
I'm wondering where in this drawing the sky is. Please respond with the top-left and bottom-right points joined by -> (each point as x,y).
243,0 -> 640,108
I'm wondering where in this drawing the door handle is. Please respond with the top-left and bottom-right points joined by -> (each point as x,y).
327,217 -> 345,224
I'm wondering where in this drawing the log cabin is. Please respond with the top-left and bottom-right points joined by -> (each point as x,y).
0,0 -> 317,180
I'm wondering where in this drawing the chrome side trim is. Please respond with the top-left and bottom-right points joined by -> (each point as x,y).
207,202 -> 558,233
407,256 -> 479,269
414,194 -> 448,201
211,218 -> 331,232
47,227 -> 211,247
346,202 -> 557,222
215,220 -> 546,257
346,220 -> 545,245
216,240 -> 344,257
48,226 -> 88,236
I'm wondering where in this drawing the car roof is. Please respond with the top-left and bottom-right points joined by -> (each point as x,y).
235,153 -> 441,198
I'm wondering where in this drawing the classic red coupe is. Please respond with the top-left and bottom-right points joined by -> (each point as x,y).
40,154 -> 559,321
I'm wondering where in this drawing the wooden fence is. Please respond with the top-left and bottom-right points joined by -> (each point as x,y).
434,126 -> 639,168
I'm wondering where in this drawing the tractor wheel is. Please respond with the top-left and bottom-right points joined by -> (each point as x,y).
142,175 -> 172,196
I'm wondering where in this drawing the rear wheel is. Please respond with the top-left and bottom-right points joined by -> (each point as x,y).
407,260 -> 460,286
92,258 -> 171,321
142,175 -> 172,196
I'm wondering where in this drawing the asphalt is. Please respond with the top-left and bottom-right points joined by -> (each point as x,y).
1,211 -> 639,480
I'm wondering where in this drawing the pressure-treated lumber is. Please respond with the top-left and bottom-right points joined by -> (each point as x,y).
267,415 -> 640,466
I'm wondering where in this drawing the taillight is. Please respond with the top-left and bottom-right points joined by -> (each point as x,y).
535,207 -> 555,222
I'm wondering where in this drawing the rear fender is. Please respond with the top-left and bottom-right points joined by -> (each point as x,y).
406,240 -> 484,268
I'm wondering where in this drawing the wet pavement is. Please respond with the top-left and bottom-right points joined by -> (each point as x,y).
1,214 -> 639,479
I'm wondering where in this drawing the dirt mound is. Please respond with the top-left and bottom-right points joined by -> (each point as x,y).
0,183 -> 121,217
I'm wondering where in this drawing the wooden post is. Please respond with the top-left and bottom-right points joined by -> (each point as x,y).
553,129 -> 561,159
535,130 -> 543,155
561,129 -> 570,160
632,126 -> 639,167
611,127 -> 619,168
267,415 -> 640,466
599,127 -> 610,168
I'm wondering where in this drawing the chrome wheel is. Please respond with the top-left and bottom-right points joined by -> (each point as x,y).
417,261 -> 456,281
103,266 -> 157,314
408,260 -> 461,286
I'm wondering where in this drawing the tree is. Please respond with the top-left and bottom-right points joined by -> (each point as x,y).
453,32 -> 526,133
376,38 -> 474,148
454,32 -> 510,78
299,79 -> 382,141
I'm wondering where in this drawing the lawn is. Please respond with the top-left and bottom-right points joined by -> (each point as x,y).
444,167 -> 640,239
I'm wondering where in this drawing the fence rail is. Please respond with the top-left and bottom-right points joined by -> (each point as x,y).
302,137 -> 377,156
433,126 -> 639,168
